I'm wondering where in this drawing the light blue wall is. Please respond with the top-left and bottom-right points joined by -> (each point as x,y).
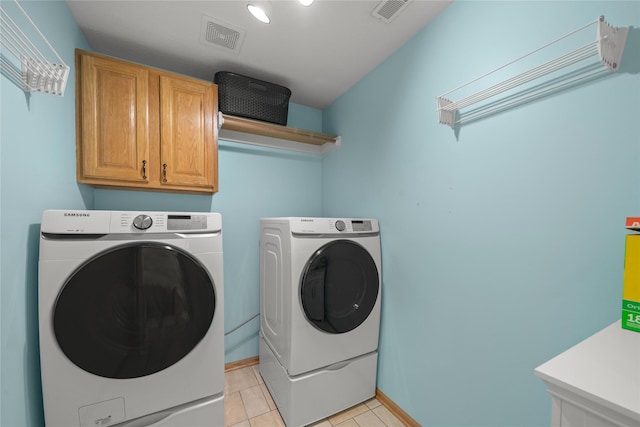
0,2 -> 322,426
322,1 -> 640,426
1,1 -> 91,426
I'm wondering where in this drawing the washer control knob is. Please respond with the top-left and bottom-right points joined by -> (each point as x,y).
335,220 -> 346,232
133,214 -> 153,230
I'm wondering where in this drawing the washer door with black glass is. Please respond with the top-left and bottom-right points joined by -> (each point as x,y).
300,240 -> 379,334
53,242 -> 216,379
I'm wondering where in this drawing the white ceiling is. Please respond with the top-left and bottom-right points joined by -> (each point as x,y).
66,0 -> 452,109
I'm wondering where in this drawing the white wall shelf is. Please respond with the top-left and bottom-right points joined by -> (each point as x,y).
218,113 -> 341,155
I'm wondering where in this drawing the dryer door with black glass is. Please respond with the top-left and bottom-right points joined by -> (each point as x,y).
300,240 -> 379,334
53,242 -> 216,379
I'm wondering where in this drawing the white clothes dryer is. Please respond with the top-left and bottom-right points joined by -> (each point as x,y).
38,210 -> 224,427
259,217 -> 381,426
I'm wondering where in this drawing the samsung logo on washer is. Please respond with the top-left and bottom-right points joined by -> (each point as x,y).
63,212 -> 90,217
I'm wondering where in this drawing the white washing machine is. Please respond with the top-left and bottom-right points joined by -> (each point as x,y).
38,210 -> 224,427
259,217 -> 381,426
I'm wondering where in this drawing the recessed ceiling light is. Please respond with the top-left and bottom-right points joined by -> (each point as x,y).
299,0 -> 314,6
247,3 -> 271,23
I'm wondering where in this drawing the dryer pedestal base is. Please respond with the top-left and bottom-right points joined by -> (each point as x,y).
259,335 -> 377,427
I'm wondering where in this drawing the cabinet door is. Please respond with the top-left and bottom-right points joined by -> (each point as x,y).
159,75 -> 217,191
79,54 -> 149,182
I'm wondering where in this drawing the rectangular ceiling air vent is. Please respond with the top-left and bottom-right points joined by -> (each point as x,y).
200,15 -> 246,54
371,0 -> 410,23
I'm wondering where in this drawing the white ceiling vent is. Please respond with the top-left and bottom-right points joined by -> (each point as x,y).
200,15 -> 246,54
371,0 -> 410,23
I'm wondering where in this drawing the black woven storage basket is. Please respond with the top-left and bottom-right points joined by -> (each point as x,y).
214,71 -> 291,126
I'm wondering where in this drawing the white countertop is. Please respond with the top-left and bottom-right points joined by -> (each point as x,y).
535,321 -> 640,422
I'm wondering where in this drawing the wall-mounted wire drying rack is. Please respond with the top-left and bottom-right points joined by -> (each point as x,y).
436,16 -> 629,128
1,0 -> 70,96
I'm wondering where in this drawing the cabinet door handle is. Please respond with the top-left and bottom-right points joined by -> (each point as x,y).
162,163 -> 167,183
142,160 -> 147,179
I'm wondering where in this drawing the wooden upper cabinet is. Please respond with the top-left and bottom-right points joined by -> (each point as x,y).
75,49 -> 218,194
79,54 -> 150,182
160,75 -> 216,189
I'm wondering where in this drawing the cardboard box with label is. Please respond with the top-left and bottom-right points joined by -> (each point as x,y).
622,234 -> 640,332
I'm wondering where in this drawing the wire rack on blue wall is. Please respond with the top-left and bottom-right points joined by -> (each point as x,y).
436,16 -> 629,129
0,0 -> 70,96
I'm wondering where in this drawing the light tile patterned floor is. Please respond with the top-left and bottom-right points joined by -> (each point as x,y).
224,365 -> 406,427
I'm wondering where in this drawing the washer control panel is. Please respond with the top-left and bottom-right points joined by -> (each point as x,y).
39,210 -> 222,234
119,212 -> 210,232
116,212 -> 214,233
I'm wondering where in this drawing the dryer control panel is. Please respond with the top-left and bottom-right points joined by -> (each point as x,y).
288,217 -> 378,235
